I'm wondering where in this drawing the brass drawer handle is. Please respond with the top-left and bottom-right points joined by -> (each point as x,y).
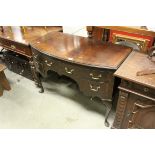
65,67 -> 74,74
90,73 -> 102,80
19,70 -> 24,75
90,84 -> 100,92
34,54 -> 38,59
11,45 -> 16,49
44,60 -> 53,66
47,62 -> 53,66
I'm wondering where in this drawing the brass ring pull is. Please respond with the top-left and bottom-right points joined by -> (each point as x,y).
65,67 -> 74,74
90,84 -> 100,92
11,45 -> 16,49
90,73 -> 102,80
144,87 -> 149,92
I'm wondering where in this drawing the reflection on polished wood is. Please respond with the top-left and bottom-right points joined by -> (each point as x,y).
31,32 -> 132,69
114,52 -> 155,89
0,26 -> 62,45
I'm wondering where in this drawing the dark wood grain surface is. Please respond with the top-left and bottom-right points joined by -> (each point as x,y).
0,26 -> 62,45
114,52 -> 155,89
31,32 -> 132,69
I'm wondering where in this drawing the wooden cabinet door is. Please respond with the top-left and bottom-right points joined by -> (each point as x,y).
122,93 -> 155,129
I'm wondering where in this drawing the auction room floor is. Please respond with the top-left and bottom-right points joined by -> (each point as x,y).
0,69 -> 115,129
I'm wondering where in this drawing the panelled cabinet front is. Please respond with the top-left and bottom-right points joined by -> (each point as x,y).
113,80 -> 155,129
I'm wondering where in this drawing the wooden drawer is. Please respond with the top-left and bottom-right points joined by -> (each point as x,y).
32,50 -> 61,76
58,61 -> 81,79
78,80 -> 113,100
121,79 -> 155,99
0,37 -> 32,57
81,68 -> 113,82
58,61 -> 113,83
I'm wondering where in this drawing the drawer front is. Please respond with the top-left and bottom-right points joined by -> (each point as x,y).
0,37 -> 32,56
78,80 -> 113,100
57,61 -> 113,83
121,79 -> 155,99
82,68 -> 113,82
32,50 -> 60,76
4,52 -> 33,80
58,61 -> 84,80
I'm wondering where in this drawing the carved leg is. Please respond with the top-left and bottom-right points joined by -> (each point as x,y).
29,60 -> 44,93
0,48 -> 4,56
36,72 -> 44,93
102,100 -> 112,127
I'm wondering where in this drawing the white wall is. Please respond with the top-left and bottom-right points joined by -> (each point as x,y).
62,26 -> 88,37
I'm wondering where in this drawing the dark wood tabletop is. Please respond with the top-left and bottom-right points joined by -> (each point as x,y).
114,51 -> 155,89
0,26 -> 62,45
31,32 -> 132,69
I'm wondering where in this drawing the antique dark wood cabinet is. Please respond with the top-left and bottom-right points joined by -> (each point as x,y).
113,52 -> 155,129
30,32 -> 132,127
0,26 -> 62,80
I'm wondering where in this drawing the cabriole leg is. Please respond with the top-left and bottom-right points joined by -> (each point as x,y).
102,100 -> 112,127
29,60 -> 44,93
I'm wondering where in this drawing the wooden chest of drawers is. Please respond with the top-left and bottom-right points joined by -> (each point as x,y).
30,32 -> 132,127
113,52 -> 155,129
3,51 -> 33,80
32,47 -> 115,100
